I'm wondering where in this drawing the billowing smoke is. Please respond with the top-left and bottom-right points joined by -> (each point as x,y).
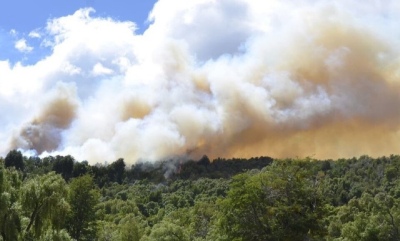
1,0 -> 400,164
9,82 -> 78,153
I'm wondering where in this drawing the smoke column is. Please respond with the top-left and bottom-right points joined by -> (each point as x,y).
1,0 -> 400,164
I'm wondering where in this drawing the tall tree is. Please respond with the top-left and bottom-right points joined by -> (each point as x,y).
4,150 -> 24,171
0,165 -> 22,241
21,172 -> 69,240
67,174 -> 100,241
52,155 -> 74,181
216,161 -> 327,241
142,221 -> 190,241
109,158 -> 126,184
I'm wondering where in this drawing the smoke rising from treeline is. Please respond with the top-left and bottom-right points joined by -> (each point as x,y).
1,0 -> 400,164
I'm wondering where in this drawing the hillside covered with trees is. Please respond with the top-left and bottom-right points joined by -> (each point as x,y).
2,150 -> 400,240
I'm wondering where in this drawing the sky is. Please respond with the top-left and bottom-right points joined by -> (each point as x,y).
1,0 -> 400,165
0,0 -> 157,64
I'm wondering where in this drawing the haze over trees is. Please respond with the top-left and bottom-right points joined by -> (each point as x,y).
1,150 -> 400,240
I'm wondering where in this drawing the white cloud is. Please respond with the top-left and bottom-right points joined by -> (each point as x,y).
146,0 -> 253,61
14,38 -> 34,53
28,30 -> 41,38
9,29 -> 17,36
92,63 -> 113,76
62,62 -> 81,75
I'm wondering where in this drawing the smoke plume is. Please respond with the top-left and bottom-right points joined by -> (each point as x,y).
1,0 -> 400,164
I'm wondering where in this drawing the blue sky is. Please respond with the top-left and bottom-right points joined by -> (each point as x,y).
0,0 -> 157,64
0,0 -> 156,32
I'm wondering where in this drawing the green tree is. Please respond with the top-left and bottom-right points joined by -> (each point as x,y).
21,172 -> 69,240
216,161 -> 327,241
0,165 -> 22,241
39,229 -> 73,241
5,150 -> 24,171
328,192 -> 400,241
189,201 -> 217,240
119,214 -> 144,241
143,221 -> 189,241
72,161 -> 89,178
67,174 -> 100,241
52,155 -> 74,181
109,158 -> 126,184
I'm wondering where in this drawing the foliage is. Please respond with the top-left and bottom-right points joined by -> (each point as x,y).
67,175 -> 100,241
0,165 -> 22,241
142,221 -> 190,241
2,149 -> 400,240
216,161 -> 327,240
4,150 -> 24,171
21,172 -> 70,239
52,156 -> 74,181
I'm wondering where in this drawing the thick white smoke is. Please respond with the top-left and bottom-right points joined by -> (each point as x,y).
1,0 -> 400,164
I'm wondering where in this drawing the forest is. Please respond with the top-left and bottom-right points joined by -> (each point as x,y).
1,150 -> 400,240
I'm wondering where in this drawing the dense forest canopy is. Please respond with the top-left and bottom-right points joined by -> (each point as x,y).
1,150 -> 400,240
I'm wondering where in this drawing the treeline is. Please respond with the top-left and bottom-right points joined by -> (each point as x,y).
2,150 -> 400,240
7,150 -> 272,186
